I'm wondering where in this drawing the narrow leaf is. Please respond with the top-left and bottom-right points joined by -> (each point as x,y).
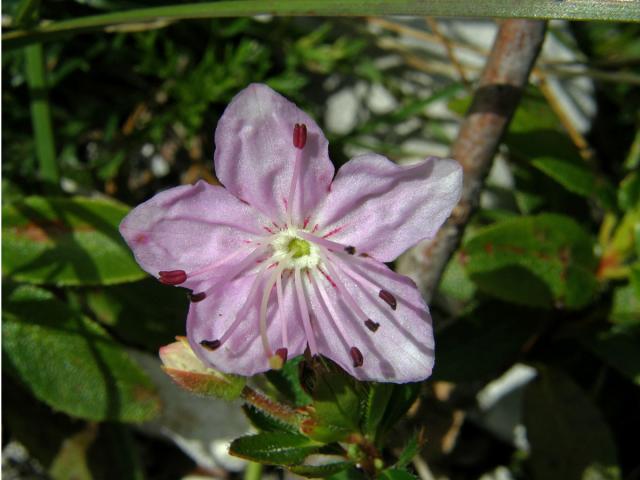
229,432 -> 321,466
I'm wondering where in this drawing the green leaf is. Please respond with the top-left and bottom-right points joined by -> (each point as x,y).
609,282 -> 640,327
379,468 -> 418,480
49,425 -> 97,480
395,432 -> 420,469
530,157 -> 597,198
229,432 -> 321,466
289,458 -> 354,478
86,278 -> 187,350
463,213 -> 598,309
265,355 -> 312,407
2,285 -> 160,422
242,404 -> 301,435
432,302 -> 542,382
2,196 -> 145,286
305,369 -> 363,442
581,329 -> 640,386
524,367 -> 620,480
376,383 -> 422,437
618,170 -> 640,211
361,383 -> 393,441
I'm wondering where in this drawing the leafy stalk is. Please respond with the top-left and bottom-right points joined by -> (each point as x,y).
25,43 -> 59,192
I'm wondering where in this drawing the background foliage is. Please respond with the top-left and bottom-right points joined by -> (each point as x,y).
2,3 -> 639,479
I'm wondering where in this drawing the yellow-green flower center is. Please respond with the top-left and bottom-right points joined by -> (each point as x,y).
287,238 -> 311,258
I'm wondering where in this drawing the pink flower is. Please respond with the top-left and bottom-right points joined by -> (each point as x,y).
120,84 -> 462,383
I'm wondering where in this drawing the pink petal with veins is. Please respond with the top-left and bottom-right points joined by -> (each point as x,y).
214,83 -> 334,224
314,154 -> 462,262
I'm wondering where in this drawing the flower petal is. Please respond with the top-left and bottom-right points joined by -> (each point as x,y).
314,155 -> 462,262
187,271 -> 307,376
214,83 -> 334,222
119,180 -> 268,290
308,254 -> 434,383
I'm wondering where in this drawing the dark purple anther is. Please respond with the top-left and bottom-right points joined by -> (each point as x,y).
350,346 -> 364,368
379,289 -> 397,310
200,339 -> 221,351
159,270 -> 187,285
344,246 -> 356,255
364,319 -> 380,332
275,348 -> 288,364
188,291 -> 207,302
293,123 -> 307,149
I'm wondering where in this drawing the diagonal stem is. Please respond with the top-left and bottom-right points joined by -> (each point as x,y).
397,19 -> 548,301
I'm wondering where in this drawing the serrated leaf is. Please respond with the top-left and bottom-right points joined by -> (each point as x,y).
463,214 -> 597,309
395,432 -> 420,469
289,457 -> 353,478
524,367 -> 620,480
242,404 -> 301,434
2,196 -> 145,285
2,285 -> 160,422
362,383 -> 393,441
229,432 -> 321,466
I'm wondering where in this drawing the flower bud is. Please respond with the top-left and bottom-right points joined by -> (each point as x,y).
160,337 -> 245,400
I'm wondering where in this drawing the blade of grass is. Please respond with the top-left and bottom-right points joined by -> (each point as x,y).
3,0 -> 639,50
14,0 -> 41,27
25,43 -> 59,191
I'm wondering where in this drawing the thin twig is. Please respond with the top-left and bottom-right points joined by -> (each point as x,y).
397,19 -> 547,301
425,17 -> 471,88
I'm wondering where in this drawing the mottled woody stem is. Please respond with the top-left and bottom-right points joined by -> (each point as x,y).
397,19 -> 547,301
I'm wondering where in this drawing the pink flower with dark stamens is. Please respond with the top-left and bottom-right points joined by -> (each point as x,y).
120,84 -> 462,383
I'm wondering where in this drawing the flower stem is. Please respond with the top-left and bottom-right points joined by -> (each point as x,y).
243,461 -> 263,480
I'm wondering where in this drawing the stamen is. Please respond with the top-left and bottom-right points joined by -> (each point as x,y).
276,274 -> 288,347
350,346 -> 364,367
200,339 -> 221,351
365,319 -> 380,332
298,231 -> 356,254
287,124 -> 307,225
310,270 -> 358,361
269,347 -> 288,370
259,255 -> 292,361
188,291 -> 207,302
378,289 -> 397,310
196,246 -> 271,296
214,261 -> 272,348
318,249 -> 377,332
294,268 -> 318,355
292,123 -> 307,149
159,270 -> 187,285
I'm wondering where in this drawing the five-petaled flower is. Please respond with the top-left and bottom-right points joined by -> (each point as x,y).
120,84 -> 462,383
